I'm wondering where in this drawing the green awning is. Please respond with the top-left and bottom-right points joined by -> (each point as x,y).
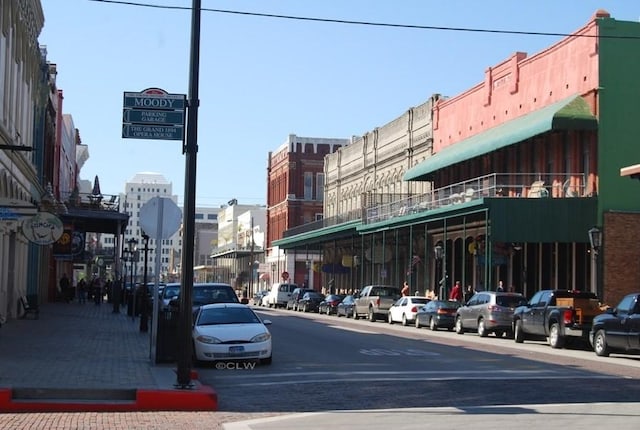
272,220 -> 360,249
404,95 -> 598,181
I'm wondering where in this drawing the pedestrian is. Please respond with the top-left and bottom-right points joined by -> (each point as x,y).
92,277 -> 102,306
401,281 -> 410,296
77,278 -> 87,304
59,273 -> 71,303
497,280 -> 504,292
464,285 -> 475,303
449,280 -> 463,302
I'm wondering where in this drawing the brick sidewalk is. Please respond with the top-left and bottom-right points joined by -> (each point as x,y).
0,301 -> 159,390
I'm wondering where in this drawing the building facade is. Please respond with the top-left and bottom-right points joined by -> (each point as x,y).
275,10 -> 640,306
266,134 -> 349,289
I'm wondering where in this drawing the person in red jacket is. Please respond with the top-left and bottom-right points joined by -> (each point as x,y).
450,281 -> 463,302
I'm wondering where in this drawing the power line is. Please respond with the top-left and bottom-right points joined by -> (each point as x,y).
88,0 -> 640,40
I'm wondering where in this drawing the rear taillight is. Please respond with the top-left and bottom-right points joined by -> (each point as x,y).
563,309 -> 574,324
436,308 -> 449,315
411,306 -> 418,313
487,305 -> 501,312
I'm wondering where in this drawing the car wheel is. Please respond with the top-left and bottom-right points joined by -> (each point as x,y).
326,307 -> 331,316
387,312 -> 394,324
415,317 -> 421,329
594,329 -> 610,357
429,317 -> 438,331
353,309 -> 359,320
368,307 -> 376,322
549,322 -> 566,349
401,314 -> 408,326
455,317 -> 464,334
477,318 -> 488,337
514,320 -> 525,343
260,355 -> 273,365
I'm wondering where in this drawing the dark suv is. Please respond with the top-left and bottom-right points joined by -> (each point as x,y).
287,287 -> 314,311
163,282 -> 238,313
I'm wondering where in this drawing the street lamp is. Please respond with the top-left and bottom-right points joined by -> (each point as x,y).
434,241 -> 446,299
127,238 -> 138,318
588,227 -> 602,297
119,249 -> 130,313
140,233 -> 150,332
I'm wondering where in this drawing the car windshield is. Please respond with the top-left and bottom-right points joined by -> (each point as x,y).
496,295 -> 526,307
197,306 -> 261,325
163,285 -> 180,299
193,286 -> 238,305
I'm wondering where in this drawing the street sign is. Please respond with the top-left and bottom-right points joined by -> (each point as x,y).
122,124 -> 184,140
123,91 -> 186,110
139,197 -> 182,239
122,88 -> 186,141
123,109 -> 184,125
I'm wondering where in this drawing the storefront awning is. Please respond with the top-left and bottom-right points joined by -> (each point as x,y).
404,95 -> 598,181
272,220 -> 360,249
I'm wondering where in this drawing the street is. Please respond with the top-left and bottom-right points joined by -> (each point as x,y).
203,307 -> 640,412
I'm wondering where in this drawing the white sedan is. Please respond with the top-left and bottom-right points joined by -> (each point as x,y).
192,303 -> 272,365
387,296 -> 431,326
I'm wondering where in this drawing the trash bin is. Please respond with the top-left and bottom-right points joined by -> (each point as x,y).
155,308 -> 180,363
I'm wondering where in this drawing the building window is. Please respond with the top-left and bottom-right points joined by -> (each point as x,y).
315,213 -> 323,221
304,172 -> 313,200
316,173 -> 324,201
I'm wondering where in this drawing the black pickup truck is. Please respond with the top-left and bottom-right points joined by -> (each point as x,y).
512,289 -> 600,348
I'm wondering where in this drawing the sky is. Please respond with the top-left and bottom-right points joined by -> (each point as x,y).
38,0 -> 640,208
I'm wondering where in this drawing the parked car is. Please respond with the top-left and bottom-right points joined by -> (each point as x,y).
164,282 -> 239,314
286,287 -> 314,311
318,294 -> 346,315
513,289 -> 601,348
455,291 -> 526,337
589,292 -> 640,357
415,300 -> 461,331
192,303 -> 272,365
264,282 -> 298,309
252,290 -> 269,306
353,285 -> 401,322
297,291 -> 325,313
336,295 -> 356,318
387,296 -> 431,326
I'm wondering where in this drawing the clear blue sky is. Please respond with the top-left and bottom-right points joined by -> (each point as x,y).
38,0 -> 639,207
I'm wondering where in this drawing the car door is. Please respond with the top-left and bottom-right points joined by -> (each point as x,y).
459,294 -> 479,328
528,291 -> 551,336
627,295 -> 640,350
605,294 -> 636,350
390,298 -> 406,322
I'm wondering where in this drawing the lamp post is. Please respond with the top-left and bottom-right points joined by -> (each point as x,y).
120,249 -> 130,313
140,233 -> 150,332
588,227 -> 602,297
434,242 -> 446,299
127,238 -> 138,318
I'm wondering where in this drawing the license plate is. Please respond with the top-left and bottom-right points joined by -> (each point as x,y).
229,345 -> 244,353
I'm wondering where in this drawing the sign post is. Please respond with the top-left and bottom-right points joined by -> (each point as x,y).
122,88 -> 186,141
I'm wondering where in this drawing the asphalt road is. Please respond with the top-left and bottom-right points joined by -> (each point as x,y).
197,307 -> 640,415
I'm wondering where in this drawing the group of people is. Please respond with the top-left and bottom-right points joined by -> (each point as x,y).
400,279 -> 515,303
58,274 -> 114,306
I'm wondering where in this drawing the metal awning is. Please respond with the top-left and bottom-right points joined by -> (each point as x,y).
272,220 -> 360,249
404,95 -> 598,181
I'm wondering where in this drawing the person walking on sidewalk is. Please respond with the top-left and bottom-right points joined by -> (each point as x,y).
77,278 -> 87,304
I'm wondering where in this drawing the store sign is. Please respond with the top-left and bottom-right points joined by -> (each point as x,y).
21,211 -> 64,245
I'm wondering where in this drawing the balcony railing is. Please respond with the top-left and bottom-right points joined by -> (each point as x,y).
282,209 -> 362,238
60,191 -> 121,212
365,172 -> 586,224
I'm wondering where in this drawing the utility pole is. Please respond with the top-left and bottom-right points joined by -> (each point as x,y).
176,0 -> 201,389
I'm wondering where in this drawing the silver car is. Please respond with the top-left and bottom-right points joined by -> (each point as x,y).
455,291 -> 526,337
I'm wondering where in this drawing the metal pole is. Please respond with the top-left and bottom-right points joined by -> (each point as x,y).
140,234 -> 149,332
176,0 -> 201,388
